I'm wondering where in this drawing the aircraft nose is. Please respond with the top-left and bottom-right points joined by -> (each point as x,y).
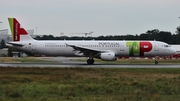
171,48 -> 176,55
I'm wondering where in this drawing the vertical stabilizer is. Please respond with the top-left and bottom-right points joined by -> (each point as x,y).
8,18 -> 34,41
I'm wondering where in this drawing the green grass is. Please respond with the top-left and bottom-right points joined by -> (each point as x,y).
0,67 -> 180,101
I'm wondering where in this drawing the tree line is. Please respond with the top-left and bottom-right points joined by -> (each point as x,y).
35,27 -> 180,44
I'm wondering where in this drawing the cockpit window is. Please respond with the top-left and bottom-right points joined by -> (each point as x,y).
164,45 -> 170,47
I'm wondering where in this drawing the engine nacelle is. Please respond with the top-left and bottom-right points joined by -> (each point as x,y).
100,52 -> 117,61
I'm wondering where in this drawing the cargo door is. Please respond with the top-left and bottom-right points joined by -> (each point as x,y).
154,42 -> 159,51
32,42 -> 38,53
120,44 -> 124,51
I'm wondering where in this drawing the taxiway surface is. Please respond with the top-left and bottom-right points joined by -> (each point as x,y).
0,57 -> 180,68
0,62 -> 180,68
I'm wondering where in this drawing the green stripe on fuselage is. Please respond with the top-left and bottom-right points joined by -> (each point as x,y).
126,41 -> 140,56
8,18 -> 14,41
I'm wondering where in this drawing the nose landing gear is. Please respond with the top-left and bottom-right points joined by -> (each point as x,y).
154,56 -> 159,65
155,60 -> 158,65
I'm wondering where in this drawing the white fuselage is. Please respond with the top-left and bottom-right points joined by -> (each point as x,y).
10,40 -> 176,57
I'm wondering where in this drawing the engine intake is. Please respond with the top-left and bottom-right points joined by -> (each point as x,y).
100,52 -> 117,61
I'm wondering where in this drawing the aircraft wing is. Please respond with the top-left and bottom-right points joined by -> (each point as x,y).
65,43 -> 103,56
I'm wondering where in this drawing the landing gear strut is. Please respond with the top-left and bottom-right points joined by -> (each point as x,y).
154,56 -> 158,65
155,60 -> 158,65
87,58 -> 94,65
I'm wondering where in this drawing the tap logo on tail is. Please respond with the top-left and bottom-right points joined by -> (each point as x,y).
8,18 -> 28,41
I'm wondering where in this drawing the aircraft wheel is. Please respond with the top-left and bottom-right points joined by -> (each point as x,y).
155,60 -> 158,65
87,59 -> 94,65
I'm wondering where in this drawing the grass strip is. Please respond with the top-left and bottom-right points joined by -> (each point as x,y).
0,67 -> 179,101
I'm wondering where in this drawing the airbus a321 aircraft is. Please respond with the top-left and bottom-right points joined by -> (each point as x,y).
6,18 -> 176,65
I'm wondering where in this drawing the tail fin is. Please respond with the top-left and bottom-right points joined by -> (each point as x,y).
8,18 -> 34,41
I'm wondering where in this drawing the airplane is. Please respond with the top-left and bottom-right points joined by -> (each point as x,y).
6,18 -> 176,65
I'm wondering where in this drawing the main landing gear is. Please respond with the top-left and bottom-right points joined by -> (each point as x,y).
87,58 -> 94,65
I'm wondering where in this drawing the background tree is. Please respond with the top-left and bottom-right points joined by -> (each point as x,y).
0,39 -> 5,48
175,26 -> 180,35
34,27 -> 180,44
174,26 -> 180,44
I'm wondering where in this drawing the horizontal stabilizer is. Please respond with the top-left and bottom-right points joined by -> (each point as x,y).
6,42 -> 24,47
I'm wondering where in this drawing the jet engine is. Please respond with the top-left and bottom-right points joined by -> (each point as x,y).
100,52 -> 117,61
